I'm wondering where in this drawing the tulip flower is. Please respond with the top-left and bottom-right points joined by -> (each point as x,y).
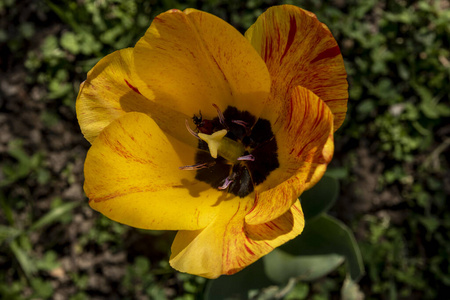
76,5 -> 347,278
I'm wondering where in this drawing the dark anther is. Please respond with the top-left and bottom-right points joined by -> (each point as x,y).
192,110 -> 203,127
185,119 -> 200,139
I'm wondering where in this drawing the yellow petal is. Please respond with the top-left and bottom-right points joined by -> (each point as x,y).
84,112 -> 225,230
246,86 -> 334,225
246,5 -> 348,131
170,199 -> 304,278
76,48 -> 194,146
132,9 -> 271,123
303,136 -> 334,191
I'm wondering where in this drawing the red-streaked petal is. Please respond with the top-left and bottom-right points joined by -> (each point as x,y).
246,86 -> 334,225
245,4 -> 348,131
76,48 -> 194,146
170,200 -> 304,278
85,112 -> 225,230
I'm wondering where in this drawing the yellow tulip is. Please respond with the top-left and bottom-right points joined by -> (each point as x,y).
76,5 -> 347,278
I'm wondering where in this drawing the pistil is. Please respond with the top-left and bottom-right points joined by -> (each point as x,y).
198,130 -> 245,162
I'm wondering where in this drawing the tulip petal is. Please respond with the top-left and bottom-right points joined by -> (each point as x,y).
245,4 -> 348,131
76,48 -> 194,146
132,9 -> 271,123
246,86 -> 334,225
84,112 -> 225,230
170,199 -> 304,278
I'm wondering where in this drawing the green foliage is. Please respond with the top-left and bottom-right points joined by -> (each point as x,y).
1,139 -> 50,187
1,200 -> 79,277
359,216 -> 430,299
264,250 -> 344,283
280,214 -> 364,282
78,214 -> 128,249
300,175 -> 339,220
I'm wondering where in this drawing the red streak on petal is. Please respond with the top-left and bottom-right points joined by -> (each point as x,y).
124,79 -> 142,95
280,16 -> 297,63
311,45 -> 341,64
244,243 -> 255,256
246,193 -> 259,215
270,221 -> 282,231
264,34 -> 274,62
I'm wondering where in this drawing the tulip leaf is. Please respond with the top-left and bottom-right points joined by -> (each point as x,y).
280,214 -> 364,281
204,259 -> 273,300
263,249 -> 345,283
300,175 -> 339,220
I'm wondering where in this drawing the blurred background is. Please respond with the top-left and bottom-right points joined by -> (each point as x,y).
0,0 -> 449,299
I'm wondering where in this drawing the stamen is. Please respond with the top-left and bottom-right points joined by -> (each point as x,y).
185,119 -> 200,139
232,119 -> 251,135
179,162 -> 214,170
232,120 -> 248,127
218,174 -> 235,190
237,154 -> 255,161
212,103 -> 227,128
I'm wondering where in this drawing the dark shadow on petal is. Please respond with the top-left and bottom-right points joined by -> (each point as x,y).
195,152 -> 232,190
173,178 -> 211,198
245,208 -> 295,241
120,90 -> 196,147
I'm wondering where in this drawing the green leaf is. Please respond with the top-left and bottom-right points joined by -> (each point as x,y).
285,282 -> 309,300
60,31 -> 80,54
0,225 -> 22,244
35,251 -> 60,271
0,192 -> 14,225
300,175 -> 339,220
204,259 -> 273,300
280,215 -> 364,281
9,239 -> 36,277
263,249 -> 344,283
30,277 -> 54,299
29,201 -> 79,232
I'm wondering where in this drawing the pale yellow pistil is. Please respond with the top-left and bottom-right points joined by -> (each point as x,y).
198,129 -> 245,163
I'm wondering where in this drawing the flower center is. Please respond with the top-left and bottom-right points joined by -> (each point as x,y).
181,105 -> 279,198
